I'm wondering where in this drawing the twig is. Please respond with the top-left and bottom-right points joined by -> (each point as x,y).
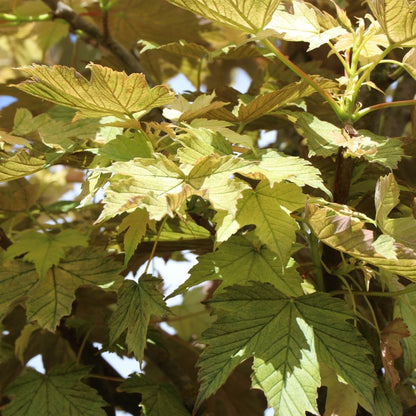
41,0 -> 154,83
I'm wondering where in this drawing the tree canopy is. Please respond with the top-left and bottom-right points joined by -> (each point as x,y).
1,0 -> 416,415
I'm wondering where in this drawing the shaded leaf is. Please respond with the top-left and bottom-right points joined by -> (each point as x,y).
166,0 -> 281,33
4,364 -> 107,416
5,229 -> 89,279
0,260 -> 38,321
169,286 -> 214,340
26,247 -> 122,330
120,373 -> 190,416
13,64 -> 174,120
196,282 -> 376,412
109,275 -> 170,363
374,378 -> 403,416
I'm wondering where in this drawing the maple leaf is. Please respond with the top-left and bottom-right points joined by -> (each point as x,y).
166,0 -> 281,33
109,274 -> 170,363
380,318 -> 410,389
0,247 -> 123,330
3,364 -> 107,416
13,64 -> 174,120
306,201 -> 416,280
196,282 -> 376,413
215,180 -> 305,264
0,150 -> 45,182
120,373 -> 190,416
5,229 -> 89,278
170,234 -> 304,298
118,208 -> 149,266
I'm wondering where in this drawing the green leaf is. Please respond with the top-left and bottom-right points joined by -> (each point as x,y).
321,364 -> 359,416
265,1 -> 347,50
196,283 -> 376,412
109,275 -> 170,363
216,180 -> 305,264
13,64 -> 174,120
119,209 -> 149,266
170,234 -> 304,298
0,150 -> 45,182
3,364 -> 107,416
306,201 -> 416,280
169,286 -> 214,340
5,229 -> 89,279
280,110 -> 342,157
375,174 -> 416,250
0,260 -> 39,321
368,0 -> 416,47
249,149 -> 329,194
98,131 -> 154,161
237,81 -> 318,123
120,374 -> 190,416
26,247 -> 122,330
177,127 -> 233,164
373,377 -> 403,416
166,0 -> 281,33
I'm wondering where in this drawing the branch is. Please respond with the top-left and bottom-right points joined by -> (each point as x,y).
41,0 -> 154,84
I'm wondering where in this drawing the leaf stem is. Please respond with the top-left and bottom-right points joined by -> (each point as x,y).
261,38 -> 345,120
144,216 -> 167,274
87,374 -> 125,382
330,284 -> 416,298
353,99 -> 416,121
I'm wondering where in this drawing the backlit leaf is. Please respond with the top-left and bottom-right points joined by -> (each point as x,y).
119,209 -> 149,266
196,283 -> 376,412
375,174 -> 416,250
216,180 -> 305,264
368,0 -> 416,46
3,364 -> 107,416
306,201 -> 416,280
13,64 -> 174,120
265,1 -> 347,50
166,0 -> 281,33
109,275 -> 170,363
170,234 -> 304,298
0,150 -> 45,182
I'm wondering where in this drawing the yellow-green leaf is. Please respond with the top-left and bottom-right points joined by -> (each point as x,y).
0,150 -> 45,182
5,229 -> 89,279
166,0 -> 281,33
368,0 -> 416,46
265,1 -> 347,50
119,209 -> 149,266
306,201 -> 416,280
13,64 -> 174,120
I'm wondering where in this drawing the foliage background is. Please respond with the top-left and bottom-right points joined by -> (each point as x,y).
1,0 -> 416,415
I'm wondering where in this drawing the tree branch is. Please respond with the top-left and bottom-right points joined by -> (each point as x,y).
41,0 -> 154,83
